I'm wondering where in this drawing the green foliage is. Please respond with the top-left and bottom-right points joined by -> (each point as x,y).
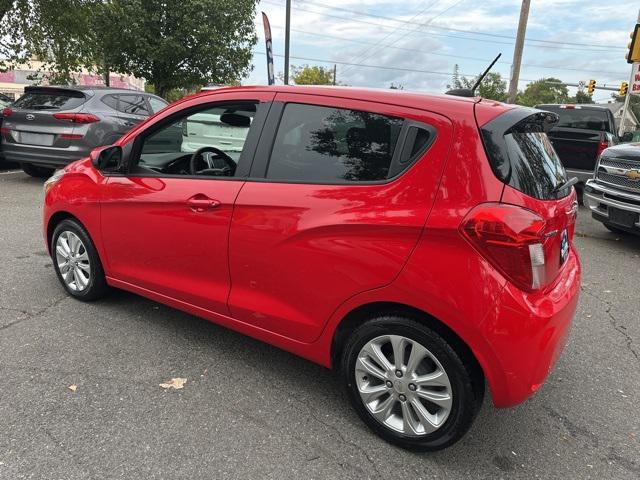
571,90 -> 594,104
447,64 -> 507,101
102,0 -> 257,98
290,65 -> 335,85
516,78 -> 570,106
389,83 -> 404,90
0,0 -> 258,99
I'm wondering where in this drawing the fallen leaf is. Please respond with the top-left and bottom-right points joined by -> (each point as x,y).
68,385 -> 77,393
159,378 -> 187,390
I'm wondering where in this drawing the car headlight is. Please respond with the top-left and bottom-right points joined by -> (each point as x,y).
43,169 -> 65,195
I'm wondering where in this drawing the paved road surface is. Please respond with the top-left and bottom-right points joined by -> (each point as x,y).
1,171 -> 638,479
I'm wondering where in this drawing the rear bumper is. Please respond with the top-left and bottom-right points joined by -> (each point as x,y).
1,141 -> 92,167
482,248 -> 581,407
584,180 -> 640,232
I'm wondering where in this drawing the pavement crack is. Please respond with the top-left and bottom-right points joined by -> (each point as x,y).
288,393 -> 381,477
0,296 -> 67,331
581,286 -> 639,363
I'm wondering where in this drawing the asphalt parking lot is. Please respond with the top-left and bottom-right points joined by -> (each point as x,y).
0,168 -> 638,480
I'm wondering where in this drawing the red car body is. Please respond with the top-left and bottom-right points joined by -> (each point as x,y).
43,86 -> 580,409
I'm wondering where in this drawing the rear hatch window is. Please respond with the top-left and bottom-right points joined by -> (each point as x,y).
479,108 -> 569,200
12,89 -> 86,111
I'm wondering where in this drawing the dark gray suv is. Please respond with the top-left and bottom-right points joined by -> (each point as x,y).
1,86 -> 167,177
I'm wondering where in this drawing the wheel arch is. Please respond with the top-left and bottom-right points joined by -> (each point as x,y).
330,301 -> 486,401
47,211 -> 80,251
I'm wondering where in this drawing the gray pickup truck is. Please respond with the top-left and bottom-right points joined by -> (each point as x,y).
584,143 -> 640,235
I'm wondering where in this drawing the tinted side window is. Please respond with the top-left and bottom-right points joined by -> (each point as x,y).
267,103 -> 403,183
118,95 -> 150,116
148,96 -> 167,113
101,94 -> 119,110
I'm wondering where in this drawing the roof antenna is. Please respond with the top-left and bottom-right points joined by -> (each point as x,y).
446,53 -> 502,97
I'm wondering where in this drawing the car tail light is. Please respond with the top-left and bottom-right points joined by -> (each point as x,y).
53,113 -> 99,124
60,133 -> 83,140
2,107 -> 12,117
0,127 -> 10,135
460,203 -> 549,292
596,139 -> 609,157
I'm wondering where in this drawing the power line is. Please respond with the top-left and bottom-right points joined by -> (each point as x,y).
253,50 -> 590,87
339,0 -> 440,74
256,22 -> 627,77
294,0 -> 625,50
261,0 -> 626,53
341,0 -> 467,75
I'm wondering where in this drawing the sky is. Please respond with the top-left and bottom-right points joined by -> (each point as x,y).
244,0 -> 637,102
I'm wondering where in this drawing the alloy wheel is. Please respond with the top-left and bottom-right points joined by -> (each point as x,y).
355,334 -> 453,436
55,231 -> 91,292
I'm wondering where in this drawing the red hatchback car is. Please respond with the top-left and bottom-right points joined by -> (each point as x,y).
43,86 -> 580,450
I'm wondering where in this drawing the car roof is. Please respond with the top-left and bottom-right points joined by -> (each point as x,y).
181,84 -> 507,118
24,85 -> 152,95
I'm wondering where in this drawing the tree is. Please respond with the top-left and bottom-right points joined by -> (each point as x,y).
516,78 -> 570,106
389,82 -> 404,90
103,0 -> 257,98
571,89 -> 594,104
290,65 -> 335,85
1,0 -> 258,98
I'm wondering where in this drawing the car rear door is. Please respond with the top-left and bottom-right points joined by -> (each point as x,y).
227,93 -> 453,343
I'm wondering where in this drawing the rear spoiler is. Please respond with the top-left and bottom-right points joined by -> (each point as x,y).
24,86 -> 86,98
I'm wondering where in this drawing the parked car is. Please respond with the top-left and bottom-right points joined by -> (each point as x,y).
1,86 -> 167,177
43,86 -> 580,450
181,109 -> 250,153
584,142 -> 640,235
535,104 -> 630,193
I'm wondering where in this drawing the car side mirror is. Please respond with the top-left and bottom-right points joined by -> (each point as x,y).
90,145 -> 124,172
620,132 -> 633,143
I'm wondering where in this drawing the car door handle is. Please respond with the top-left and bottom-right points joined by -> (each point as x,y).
187,195 -> 220,212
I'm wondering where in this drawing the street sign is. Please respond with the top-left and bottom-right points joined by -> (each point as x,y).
631,63 -> 640,93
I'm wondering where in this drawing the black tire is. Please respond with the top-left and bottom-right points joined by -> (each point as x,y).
340,316 -> 482,451
51,218 -> 109,301
603,223 -> 627,235
21,163 -> 54,178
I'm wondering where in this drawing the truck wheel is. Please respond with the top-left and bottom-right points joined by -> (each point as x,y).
22,163 -> 55,178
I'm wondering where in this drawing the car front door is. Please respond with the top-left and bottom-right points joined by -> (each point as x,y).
99,91 -> 274,314
227,93 -> 452,343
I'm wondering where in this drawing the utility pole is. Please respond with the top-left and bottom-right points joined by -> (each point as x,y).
333,64 -> 336,86
619,8 -> 640,137
507,0 -> 530,103
284,0 -> 291,85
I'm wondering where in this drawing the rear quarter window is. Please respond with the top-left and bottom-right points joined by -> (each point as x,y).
13,91 -> 85,111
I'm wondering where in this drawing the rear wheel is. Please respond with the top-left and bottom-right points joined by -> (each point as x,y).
51,219 -> 109,301
21,163 -> 54,178
340,316 -> 482,451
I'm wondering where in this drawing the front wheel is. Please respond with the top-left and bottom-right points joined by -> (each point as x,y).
51,219 -> 109,301
340,316 -> 482,451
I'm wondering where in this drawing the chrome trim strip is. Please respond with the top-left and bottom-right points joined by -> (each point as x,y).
585,180 -> 640,202
584,190 -> 640,215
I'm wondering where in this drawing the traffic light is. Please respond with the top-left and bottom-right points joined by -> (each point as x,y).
587,79 -> 596,95
626,24 -> 640,64
619,82 -> 629,97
